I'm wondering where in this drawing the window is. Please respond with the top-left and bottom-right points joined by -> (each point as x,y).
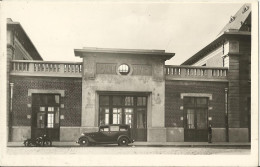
37,113 -> 45,128
47,114 -> 54,128
110,126 -> 119,131
100,126 -> 109,132
187,109 -> 195,129
112,108 -> 122,124
137,97 -> 146,106
99,108 -> 110,125
98,95 -> 147,129
118,64 -> 130,75
48,107 -> 54,112
120,126 -> 128,131
100,96 -> 109,106
223,56 -> 229,67
125,96 -> 134,106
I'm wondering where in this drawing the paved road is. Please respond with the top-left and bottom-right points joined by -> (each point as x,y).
6,146 -> 250,155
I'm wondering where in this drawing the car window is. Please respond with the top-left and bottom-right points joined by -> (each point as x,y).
120,126 -> 128,131
110,126 -> 119,131
100,127 -> 109,132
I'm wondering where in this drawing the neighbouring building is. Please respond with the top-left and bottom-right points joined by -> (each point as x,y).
7,4 -> 251,143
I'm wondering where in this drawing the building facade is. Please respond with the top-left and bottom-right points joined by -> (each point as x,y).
7,4 -> 251,142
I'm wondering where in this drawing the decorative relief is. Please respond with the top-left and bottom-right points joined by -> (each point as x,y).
96,63 -> 117,74
132,64 -> 152,76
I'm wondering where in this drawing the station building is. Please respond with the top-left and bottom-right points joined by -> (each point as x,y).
7,4 -> 251,142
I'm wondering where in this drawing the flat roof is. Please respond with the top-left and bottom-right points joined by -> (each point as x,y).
74,47 -> 175,60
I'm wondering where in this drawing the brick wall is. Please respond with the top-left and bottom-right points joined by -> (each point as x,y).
165,80 -> 228,128
239,38 -> 251,128
10,76 -> 82,127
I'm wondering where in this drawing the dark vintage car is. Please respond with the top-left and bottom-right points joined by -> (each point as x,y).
76,124 -> 134,146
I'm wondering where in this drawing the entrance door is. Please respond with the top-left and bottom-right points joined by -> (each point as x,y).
99,95 -> 147,141
31,94 -> 60,141
135,108 -> 147,141
184,97 -> 208,142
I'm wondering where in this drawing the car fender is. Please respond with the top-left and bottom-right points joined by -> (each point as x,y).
117,135 -> 131,143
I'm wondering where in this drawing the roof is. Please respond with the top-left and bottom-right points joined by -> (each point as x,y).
218,3 -> 251,36
7,18 -> 43,60
182,4 -> 251,65
181,31 -> 251,65
74,47 -> 175,60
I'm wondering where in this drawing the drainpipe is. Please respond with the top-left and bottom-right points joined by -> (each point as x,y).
225,88 -> 229,142
9,83 -> 14,141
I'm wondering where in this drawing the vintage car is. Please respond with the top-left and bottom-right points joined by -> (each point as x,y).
76,124 -> 134,146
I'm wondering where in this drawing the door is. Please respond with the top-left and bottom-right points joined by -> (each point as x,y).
31,94 -> 60,141
135,108 -> 147,141
184,97 -> 208,142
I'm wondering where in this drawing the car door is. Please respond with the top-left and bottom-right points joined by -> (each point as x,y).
94,126 -> 111,143
109,125 -> 120,142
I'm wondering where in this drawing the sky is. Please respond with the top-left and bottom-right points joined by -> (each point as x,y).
3,1 -> 244,65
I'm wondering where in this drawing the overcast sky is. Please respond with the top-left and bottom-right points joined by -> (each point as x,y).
3,1 -> 244,65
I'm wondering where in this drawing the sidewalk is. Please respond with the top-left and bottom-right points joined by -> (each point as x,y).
7,141 -> 251,147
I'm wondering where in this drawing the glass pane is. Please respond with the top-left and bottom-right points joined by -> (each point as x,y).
187,109 -> 195,129
120,126 -> 128,131
37,113 -> 45,128
137,108 -> 146,128
32,94 -> 59,105
47,95 -> 56,105
55,95 -> 60,104
112,96 -> 122,106
55,107 -> 59,124
39,107 -> 45,111
47,114 -> 54,128
100,96 -> 109,106
100,127 -> 109,132
112,108 -> 122,124
48,107 -> 54,112
197,109 -> 207,129
124,96 -> 134,106
124,108 -> 133,128
99,108 -> 110,125
110,125 -> 119,131
196,98 -> 208,105
137,97 -> 146,106
184,97 -> 195,106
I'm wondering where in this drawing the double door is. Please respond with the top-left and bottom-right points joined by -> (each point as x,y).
31,94 -> 60,141
184,97 -> 208,142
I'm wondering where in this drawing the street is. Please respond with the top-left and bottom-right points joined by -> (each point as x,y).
6,146 -> 250,155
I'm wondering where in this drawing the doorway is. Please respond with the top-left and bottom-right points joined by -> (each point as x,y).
31,94 -> 60,141
99,94 -> 147,141
184,97 -> 208,142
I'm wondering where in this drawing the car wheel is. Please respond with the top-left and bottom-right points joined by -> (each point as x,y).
79,138 -> 89,146
44,139 -> 52,147
118,137 -> 129,146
